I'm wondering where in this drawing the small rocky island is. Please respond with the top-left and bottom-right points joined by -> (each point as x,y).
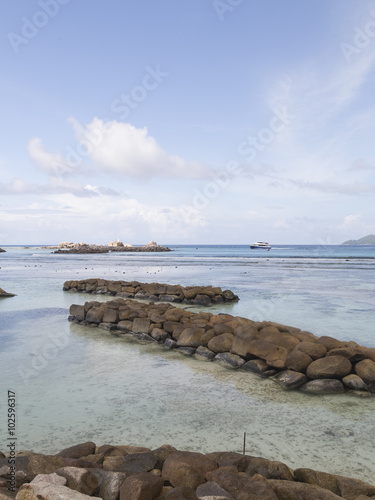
68,298 -> 375,396
0,247 -> 5,252
47,241 -> 171,254
63,279 -> 239,306
2,440 -> 375,500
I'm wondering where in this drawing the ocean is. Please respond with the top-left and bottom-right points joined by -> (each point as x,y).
1,244 -> 375,482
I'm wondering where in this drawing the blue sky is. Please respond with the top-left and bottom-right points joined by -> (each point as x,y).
1,0 -> 375,244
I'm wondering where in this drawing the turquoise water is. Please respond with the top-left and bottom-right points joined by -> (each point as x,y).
1,245 -> 375,482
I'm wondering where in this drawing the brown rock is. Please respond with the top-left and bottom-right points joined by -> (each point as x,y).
269,479 -> 343,499
265,345 -> 288,369
342,374 -> 369,391
80,453 -> 105,465
31,472 -> 67,486
103,308 -> 119,323
317,336 -> 348,351
200,329 -> 216,346
237,456 -> 294,481
57,442 -> 96,459
306,356 -> 352,379
162,451 -> 217,489
213,352 -> 245,369
103,456 -> 125,471
336,475 -> 375,499
117,320 -> 133,332
213,323 -> 234,335
193,294 -> 211,306
257,330 -> 300,352
152,445 -> 177,470
325,347 -> 365,362
132,318 -> 151,334
289,330 -> 319,343
108,445 -> 151,457
207,333 -> 234,353
230,328 -> 259,358
119,472 -> 163,500
300,379 -> 345,394
286,350 -> 313,373
210,469 -> 278,499
273,370 -> 308,389
194,346 -> 216,361
120,452 -> 158,474
195,481 -> 234,499
295,342 -> 327,359
165,321 -> 182,336
355,359 -> 375,389
90,469 -> 127,500
86,306 -> 105,323
205,452 -> 243,468
69,304 -> 85,321
163,486 -> 198,499
176,328 -> 206,348
361,346 -> 375,362
26,455 -> 66,480
294,468 -> 340,495
16,482 -> 94,499
241,358 -> 269,375
151,328 -> 169,342
55,466 -> 99,495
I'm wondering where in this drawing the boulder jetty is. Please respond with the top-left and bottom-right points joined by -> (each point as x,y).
2,441 -> 375,500
68,298 -> 375,396
48,241 -> 171,254
63,279 -> 239,306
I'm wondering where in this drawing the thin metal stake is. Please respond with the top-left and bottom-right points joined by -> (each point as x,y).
243,432 -> 246,455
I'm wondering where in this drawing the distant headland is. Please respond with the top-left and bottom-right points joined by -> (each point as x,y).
42,240 -> 171,254
341,234 -> 375,245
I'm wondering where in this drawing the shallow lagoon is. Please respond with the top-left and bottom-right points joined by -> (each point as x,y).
1,245 -> 375,482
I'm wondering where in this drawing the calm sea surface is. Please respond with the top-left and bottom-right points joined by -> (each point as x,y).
1,244 -> 375,482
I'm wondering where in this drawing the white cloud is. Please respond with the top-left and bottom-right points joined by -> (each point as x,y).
28,118 -> 210,180
340,214 -> 361,229
70,117 -> 210,179
347,159 -> 375,171
28,138 -> 74,176
289,179 -> 375,195
0,178 -> 120,198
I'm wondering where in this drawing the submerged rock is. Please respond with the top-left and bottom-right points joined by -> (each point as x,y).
0,287 -> 16,298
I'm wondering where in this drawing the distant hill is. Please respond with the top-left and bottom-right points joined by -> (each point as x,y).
342,234 -> 375,245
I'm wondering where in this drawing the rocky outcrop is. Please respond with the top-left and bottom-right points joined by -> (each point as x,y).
68,298 -> 375,396
0,288 -> 16,298
52,242 -> 170,253
0,248 -> 5,253
63,279 -> 239,305
1,442 -> 374,500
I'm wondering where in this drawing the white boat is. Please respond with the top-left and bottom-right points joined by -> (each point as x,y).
250,241 -> 271,250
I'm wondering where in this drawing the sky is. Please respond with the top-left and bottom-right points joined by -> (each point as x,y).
1,0 -> 375,245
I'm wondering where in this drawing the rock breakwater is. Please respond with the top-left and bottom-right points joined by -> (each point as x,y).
68,298 -> 375,396
51,241 -> 170,254
63,279 -> 239,305
2,440 -> 375,500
